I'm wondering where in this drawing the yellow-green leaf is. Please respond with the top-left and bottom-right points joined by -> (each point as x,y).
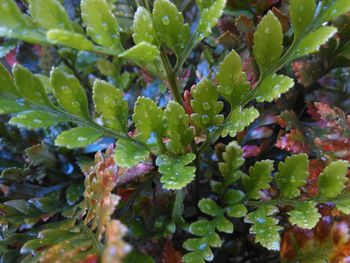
114,139 -> 149,168
92,80 -> 128,133
320,0 -> 350,24
318,160 -> 348,198
255,74 -> 294,103
9,110 -> 65,129
119,42 -> 159,65
288,201 -> 320,229
47,29 -> 94,51
216,50 -> 250,107
81,0 -> 122,50
50,68 -> 90,119
55,127 -> 102,149
29,0 -> 73,30
253,11 -> 283,73
133,7 -> 159,46
152,0 -> 190,56
289,0 -> 316,39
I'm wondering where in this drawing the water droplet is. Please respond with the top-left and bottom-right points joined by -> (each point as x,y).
78,137 -> 87,142
202,102 -> 211,110
264,28 -> 270,34
34,119 -> 42,123
201,114 -> 210,124
72,101 -> 81,108
162,16 -> 170,26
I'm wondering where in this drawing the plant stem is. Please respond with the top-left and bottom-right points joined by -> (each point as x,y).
160,48 -> 184,106
79,223 -> 103,255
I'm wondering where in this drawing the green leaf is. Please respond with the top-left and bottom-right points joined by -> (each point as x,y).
92,80 -> 128,133
243,160 -> 274,200
275,154 -> 309,198
198,198 -> 221,217
226,204 -> 247,218
189,220 -> 214,236
224,190 -> 245,205
0,0 -> 27,31
320,0 -> 350,24
245,206 -> 282,251
152,0 -> 190,56
288,201 -> 320,229
218,141 -> 244,184
253,11 -> 283,73
13,64 -> 51,106
81,0 -> 122,50
335,199 -> 350,214
55,127 -> 102,149
221,106 -> 259,138
29,0 -> 73,30
47,29 -> 94,51
9,111 -> 65,129
339,41 -> 350,60
183,238 -> 214,260
156,153 -> 196,190
50,68 -> 90,119
119,42 -> 159,65
164,101 -> 193,154
133,7 -> 159,46
318,160 -> 348,198
0,98 -> 29,114
216,215 -> 233,233
254,74 -> 294,103
190,79 -> 224,130
293,26 -> 337,59
289,0 -> 316,39
216,50 -> 250,107
196,0 -> 226,42
132,96 -> 166,144
0,62 -> 19,96
113,139 -> 149,168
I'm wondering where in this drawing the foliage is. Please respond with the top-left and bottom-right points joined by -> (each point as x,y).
0,0 -> 350,262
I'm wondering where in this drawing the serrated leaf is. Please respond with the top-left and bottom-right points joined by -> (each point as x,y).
255,74 -> 294,103
275,154 -> 309,198
320,0 -> 350,24
29,0 -> 73,30
289,0 -> 316,39
221,106 -> 259,138
226,204 -> 247,218
92,80 -> 128,133
13,64 -> 52,106
335,199 -> 350,214
245,206 -> 282,251
55,127 -> 102,149
190,79 -> 224,130
156,153 -> 196,190
288,201 -> 320,229
133,7 -> 159,46
9,111 -> 65,129
198,198 -> 221,217
119,42 -> 159,65
47,29 -> 94,51
318,160 -> 348,198
50,68 -> 90,119
243,160 -> 274,200
152,0 -> 190,56
196,0 -> 226,41
132,96 -> 166,144
294,26 -> 337,59
0,61 -> 19,96
216,50 -> 250,107
0,98 -> 29,114
113,139 -> 149,168
218,141 -> 244,184
81,0 -> 122,50
183,238 -> 213,260
164,101 -> 193,154
253,11 -> 283,73
216,215 -> 233,233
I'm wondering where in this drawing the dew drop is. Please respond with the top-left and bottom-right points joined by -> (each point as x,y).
78,137 -> 87,142
162,16 -> 170,26
202,102 -> 211,110
264,28 -> 270,34
72,101 -> 81,108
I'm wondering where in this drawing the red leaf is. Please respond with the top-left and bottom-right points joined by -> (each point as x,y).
276,129 -> 309,154
162,239 -> 182,263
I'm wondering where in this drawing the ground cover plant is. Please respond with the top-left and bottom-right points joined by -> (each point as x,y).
0,0 -> 350,262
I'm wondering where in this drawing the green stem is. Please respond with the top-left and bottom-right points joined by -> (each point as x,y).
79,223 -> 103,255
160,48 -> 184,106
